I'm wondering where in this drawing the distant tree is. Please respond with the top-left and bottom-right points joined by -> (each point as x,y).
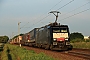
0,37 -> 3,42
70,32 -> 84,41
0,36 -> 9,43
4,36 -> 9,42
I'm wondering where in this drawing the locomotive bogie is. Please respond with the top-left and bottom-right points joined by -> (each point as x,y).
50,41 -> 72,50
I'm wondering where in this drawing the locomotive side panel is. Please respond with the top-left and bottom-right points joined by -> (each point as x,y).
36,27 -> 51,49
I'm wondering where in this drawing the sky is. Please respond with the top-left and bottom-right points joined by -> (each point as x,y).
0,0 -> 90,38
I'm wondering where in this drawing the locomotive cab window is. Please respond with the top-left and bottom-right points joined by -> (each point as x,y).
53,28 -> 60,33
52,27 -> 68,33
60,28 -> 68,32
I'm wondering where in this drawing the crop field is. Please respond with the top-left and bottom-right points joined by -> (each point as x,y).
1,44 -> 54,60
71,42 -> 90,49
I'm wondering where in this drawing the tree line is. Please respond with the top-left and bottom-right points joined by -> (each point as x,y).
0,32 -> 89,43
70,32 -> 90,43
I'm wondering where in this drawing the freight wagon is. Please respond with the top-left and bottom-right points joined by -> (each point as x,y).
20,28 -> 39,46
20,33 -> 30,45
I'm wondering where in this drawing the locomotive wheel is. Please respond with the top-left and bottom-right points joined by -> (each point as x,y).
50,44 -> 53,50
38,44 -> 41,48
68,45 -> 73,50
37,44 -> 40,48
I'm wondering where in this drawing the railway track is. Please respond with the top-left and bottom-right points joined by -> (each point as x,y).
64,48 -> 90,60
67,51 -> 90,59
22,45 -> 90,60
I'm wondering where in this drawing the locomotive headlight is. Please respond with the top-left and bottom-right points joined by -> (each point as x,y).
28,40 -> 30,42
65,39 -> 68,40
53,38 -> 56,41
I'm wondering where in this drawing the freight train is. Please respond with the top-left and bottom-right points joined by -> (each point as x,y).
10,22 -> 73,50
10,11 -> 73,50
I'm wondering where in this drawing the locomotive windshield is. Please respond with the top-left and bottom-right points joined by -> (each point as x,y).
53,28 -> 60,32
61,28 -> 68,32
52,27 -> 68,33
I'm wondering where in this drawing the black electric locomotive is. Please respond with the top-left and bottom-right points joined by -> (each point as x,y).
36,22 -> 72,50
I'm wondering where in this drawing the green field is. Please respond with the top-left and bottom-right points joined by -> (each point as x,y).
1,44 -> 55,60
71,42 -> 90,49
1,42 -> 90,60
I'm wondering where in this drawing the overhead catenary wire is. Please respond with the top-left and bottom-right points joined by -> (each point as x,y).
38,0 -> 75,23
28,0 -> 64,23
21,0 -> 75,33
21,0 -> 63,28
34,0 -> 75,26
20,22 -> 29,29
59,8 -> 90,21
60,1 -> 90,17
22,0 -> 70,32
57,0 -> 74,10
37,0 -> 75,24
28,0 -> 74,27
49,0 -> 63,11
20,0 -> 89,31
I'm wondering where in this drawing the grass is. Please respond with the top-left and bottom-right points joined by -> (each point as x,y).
71,42 -> 90,49
1,44 -> 8,60
1,44 -> 55,60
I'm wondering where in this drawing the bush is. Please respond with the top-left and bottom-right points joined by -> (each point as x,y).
70,32 -> 84,41
85,39 -> 90,42
71,42 -> 90,49
70,38 -> 84,43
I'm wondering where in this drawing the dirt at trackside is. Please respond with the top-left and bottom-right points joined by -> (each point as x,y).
23,46 -> 86,60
